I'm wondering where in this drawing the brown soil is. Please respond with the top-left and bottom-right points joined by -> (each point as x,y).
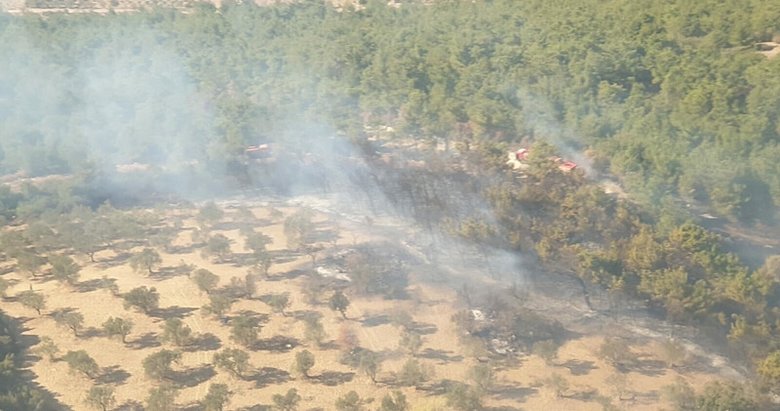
0,200 -> 734,410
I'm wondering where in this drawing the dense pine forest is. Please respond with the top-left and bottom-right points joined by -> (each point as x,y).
2,0 -> 780,409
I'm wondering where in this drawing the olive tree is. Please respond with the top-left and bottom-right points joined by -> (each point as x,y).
146,385 -> 179,411
102,317 -> 133,344
53,310 -> 84,337
380,391 -> 408,411
213,348 -> 251,379
34,336 -> 59,361
85,385 -> 116,411
266,293 -> 290,316
63,350 -> 100,379
272,388 -> 301,411
190,268 -> 219,295
230,314 -> 260,348
129,248 -> 162,275
335,391 -> 363,411
123,286 -> 159,314
202,234 -> 232,263
160,318 -> 194,347
329,290 -> 350,319
49,255 -> 81,285
18,290 -> 46,316
293,350 -> 315,379
143,350 -> 181,381
203,383 -> 231,411
303,315 -> 327,347
202,293 -> 234,319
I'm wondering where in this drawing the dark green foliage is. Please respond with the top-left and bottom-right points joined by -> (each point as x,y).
191,268 -> 219,294
213,348 -> 250,378
303,315 -> 326,346
143,350 -> 181,381
0,310 -> 60,410
0,0 -> 778,384
62,350 -> 99,379
53,310 -> 84,337
15,251 -> 45,279
379,391 -> 408,411
446,382 -> 483,411
244,232 -> 272,257
197,202 -> 224,228
283,209 -> 314,250
129,248 -> 162,275
758,351 -> 780,393
33,337 -> 59,362
102,317 -> 133,344
335,390 -> 363,411
266,293 -> 290,316
145,385 -> 179,411
357,350 -> 381,383
17,290 -> 45,316
49,255 -> 80,285
202,234 -> 232,263
398,330 -> 423,356
293,350 -> 315,378
202,383 -> 230,411
272,388 -> 301,411
123,286 -> 160,314
160,318 -> 193,347
202,292 -> 234,319
230,315 -> 259,348
329,290 -> 350,319
467,363 -> 495,393
84,385 -> 115,411
214,348 -> 251,378
597,337 -> 633,367
396,359 -> 431,388
695,381 -> 758,411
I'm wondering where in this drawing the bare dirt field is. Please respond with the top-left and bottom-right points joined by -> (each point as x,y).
0,196 -> 739,410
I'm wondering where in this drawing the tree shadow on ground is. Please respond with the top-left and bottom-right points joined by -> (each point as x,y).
291,310 -> 322,321
559,359 -> 597,376
253,335 -> 299,352
310,370 -> 355,386
74,278 -> 106,292
361,314 -> 390,327
250,367 -> 291,388
96,251 -> 132,268
235,405 -> 271,411
129,332 -> 161,349
171,364 -> 216,388
492,385 -> 538,402
79,326 -> 102,339
151,306 -> 196,319
419,379 -> 457,395
115,399 -> 143,410
183,333 -> 221,352
418,348 -> 464,363
230,310 -> 270,324
166,244 -> 196,255
149,266 -> 190,281
265,269 -> 306,281
408,321 -> 437,335
628,357 -> 667,377
563,388 -> 599,401
97,365 -> 131,385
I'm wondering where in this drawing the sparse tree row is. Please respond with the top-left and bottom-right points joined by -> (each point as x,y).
0,201 -> 438,410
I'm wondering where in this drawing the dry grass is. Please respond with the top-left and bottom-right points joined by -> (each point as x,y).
0,202 -> 728,410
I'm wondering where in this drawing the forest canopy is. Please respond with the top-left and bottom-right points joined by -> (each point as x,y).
0,0 -> 779,221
